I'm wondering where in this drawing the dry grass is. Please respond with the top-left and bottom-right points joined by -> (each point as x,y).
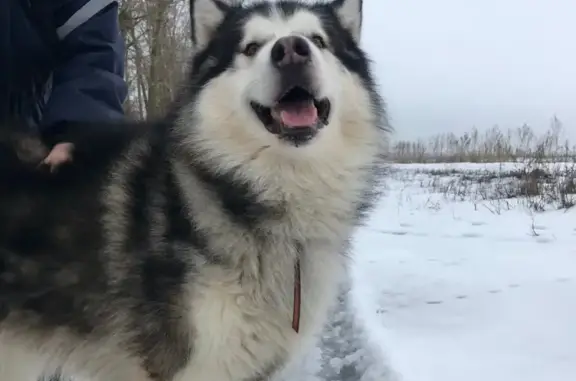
390,116 -> 574,164
404,161 -> 576,213
387,117 -> 575,213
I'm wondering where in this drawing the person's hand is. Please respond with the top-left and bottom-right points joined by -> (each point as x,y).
42,142 -> 74,172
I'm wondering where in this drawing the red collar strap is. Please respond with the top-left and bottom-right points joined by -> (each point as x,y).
292,258 -> 301,333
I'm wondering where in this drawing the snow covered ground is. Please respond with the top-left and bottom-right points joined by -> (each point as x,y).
350,163 -> 576,381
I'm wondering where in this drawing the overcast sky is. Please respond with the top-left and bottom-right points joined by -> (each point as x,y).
361,0 -> 576,141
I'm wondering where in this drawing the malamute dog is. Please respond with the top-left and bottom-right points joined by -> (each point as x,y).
0,0 -> 388,380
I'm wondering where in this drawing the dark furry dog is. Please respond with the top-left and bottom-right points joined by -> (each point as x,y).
0,1 -> 388,380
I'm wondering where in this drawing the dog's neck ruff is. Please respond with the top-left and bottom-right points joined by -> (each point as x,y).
292,258 -> 301,333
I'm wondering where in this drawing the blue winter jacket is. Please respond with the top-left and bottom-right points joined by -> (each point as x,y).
0,0 -> 127,136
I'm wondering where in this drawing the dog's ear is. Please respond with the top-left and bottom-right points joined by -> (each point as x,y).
190,0 -> 231,50
333,0 -> 363,42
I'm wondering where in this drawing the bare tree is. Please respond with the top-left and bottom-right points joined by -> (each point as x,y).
118,0 -> 192,120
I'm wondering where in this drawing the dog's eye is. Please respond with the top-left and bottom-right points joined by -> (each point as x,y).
242,42 -> 262,57
310,35 -> 327,49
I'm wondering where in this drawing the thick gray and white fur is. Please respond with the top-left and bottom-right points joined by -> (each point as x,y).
0,0 -> 389,380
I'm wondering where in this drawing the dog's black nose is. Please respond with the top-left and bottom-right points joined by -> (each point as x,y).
270,36 -> 311,68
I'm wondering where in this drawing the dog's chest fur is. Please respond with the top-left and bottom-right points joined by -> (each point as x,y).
170,156 -> 361,381
179,243 -> 345,381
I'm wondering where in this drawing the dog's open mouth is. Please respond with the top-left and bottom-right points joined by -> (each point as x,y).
251,86 -> 331,145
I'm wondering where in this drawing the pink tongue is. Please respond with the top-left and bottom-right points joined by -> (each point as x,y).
280,104 -> 318,127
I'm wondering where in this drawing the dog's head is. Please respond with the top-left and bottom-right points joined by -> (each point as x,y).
183,0 -> 385,160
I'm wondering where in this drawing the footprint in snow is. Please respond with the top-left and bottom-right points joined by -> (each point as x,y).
380,230 -> 409,236
556,277 -> 571,283
471,221 -> 486,226
461,232 -> 482,238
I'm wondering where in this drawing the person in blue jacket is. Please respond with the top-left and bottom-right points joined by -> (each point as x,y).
1,0 -> 127,379
1,0 -> 127,167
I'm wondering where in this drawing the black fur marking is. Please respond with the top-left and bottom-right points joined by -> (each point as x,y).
165,170 -> 196,246
192,161 -> 273,229
123,153 -> 155,256
93,130 -> 193,380
135,252 -> 192,381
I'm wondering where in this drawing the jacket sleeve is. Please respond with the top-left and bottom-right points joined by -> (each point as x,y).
40,0 -> 127,131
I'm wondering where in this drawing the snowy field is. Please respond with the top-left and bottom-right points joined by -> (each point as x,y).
350,163 -> 576,381
281,162 -> 576,381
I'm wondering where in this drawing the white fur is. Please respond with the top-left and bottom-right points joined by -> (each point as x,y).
0,329 -> 147,381
193,0 -> 227,50
336,0 -> 363,41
